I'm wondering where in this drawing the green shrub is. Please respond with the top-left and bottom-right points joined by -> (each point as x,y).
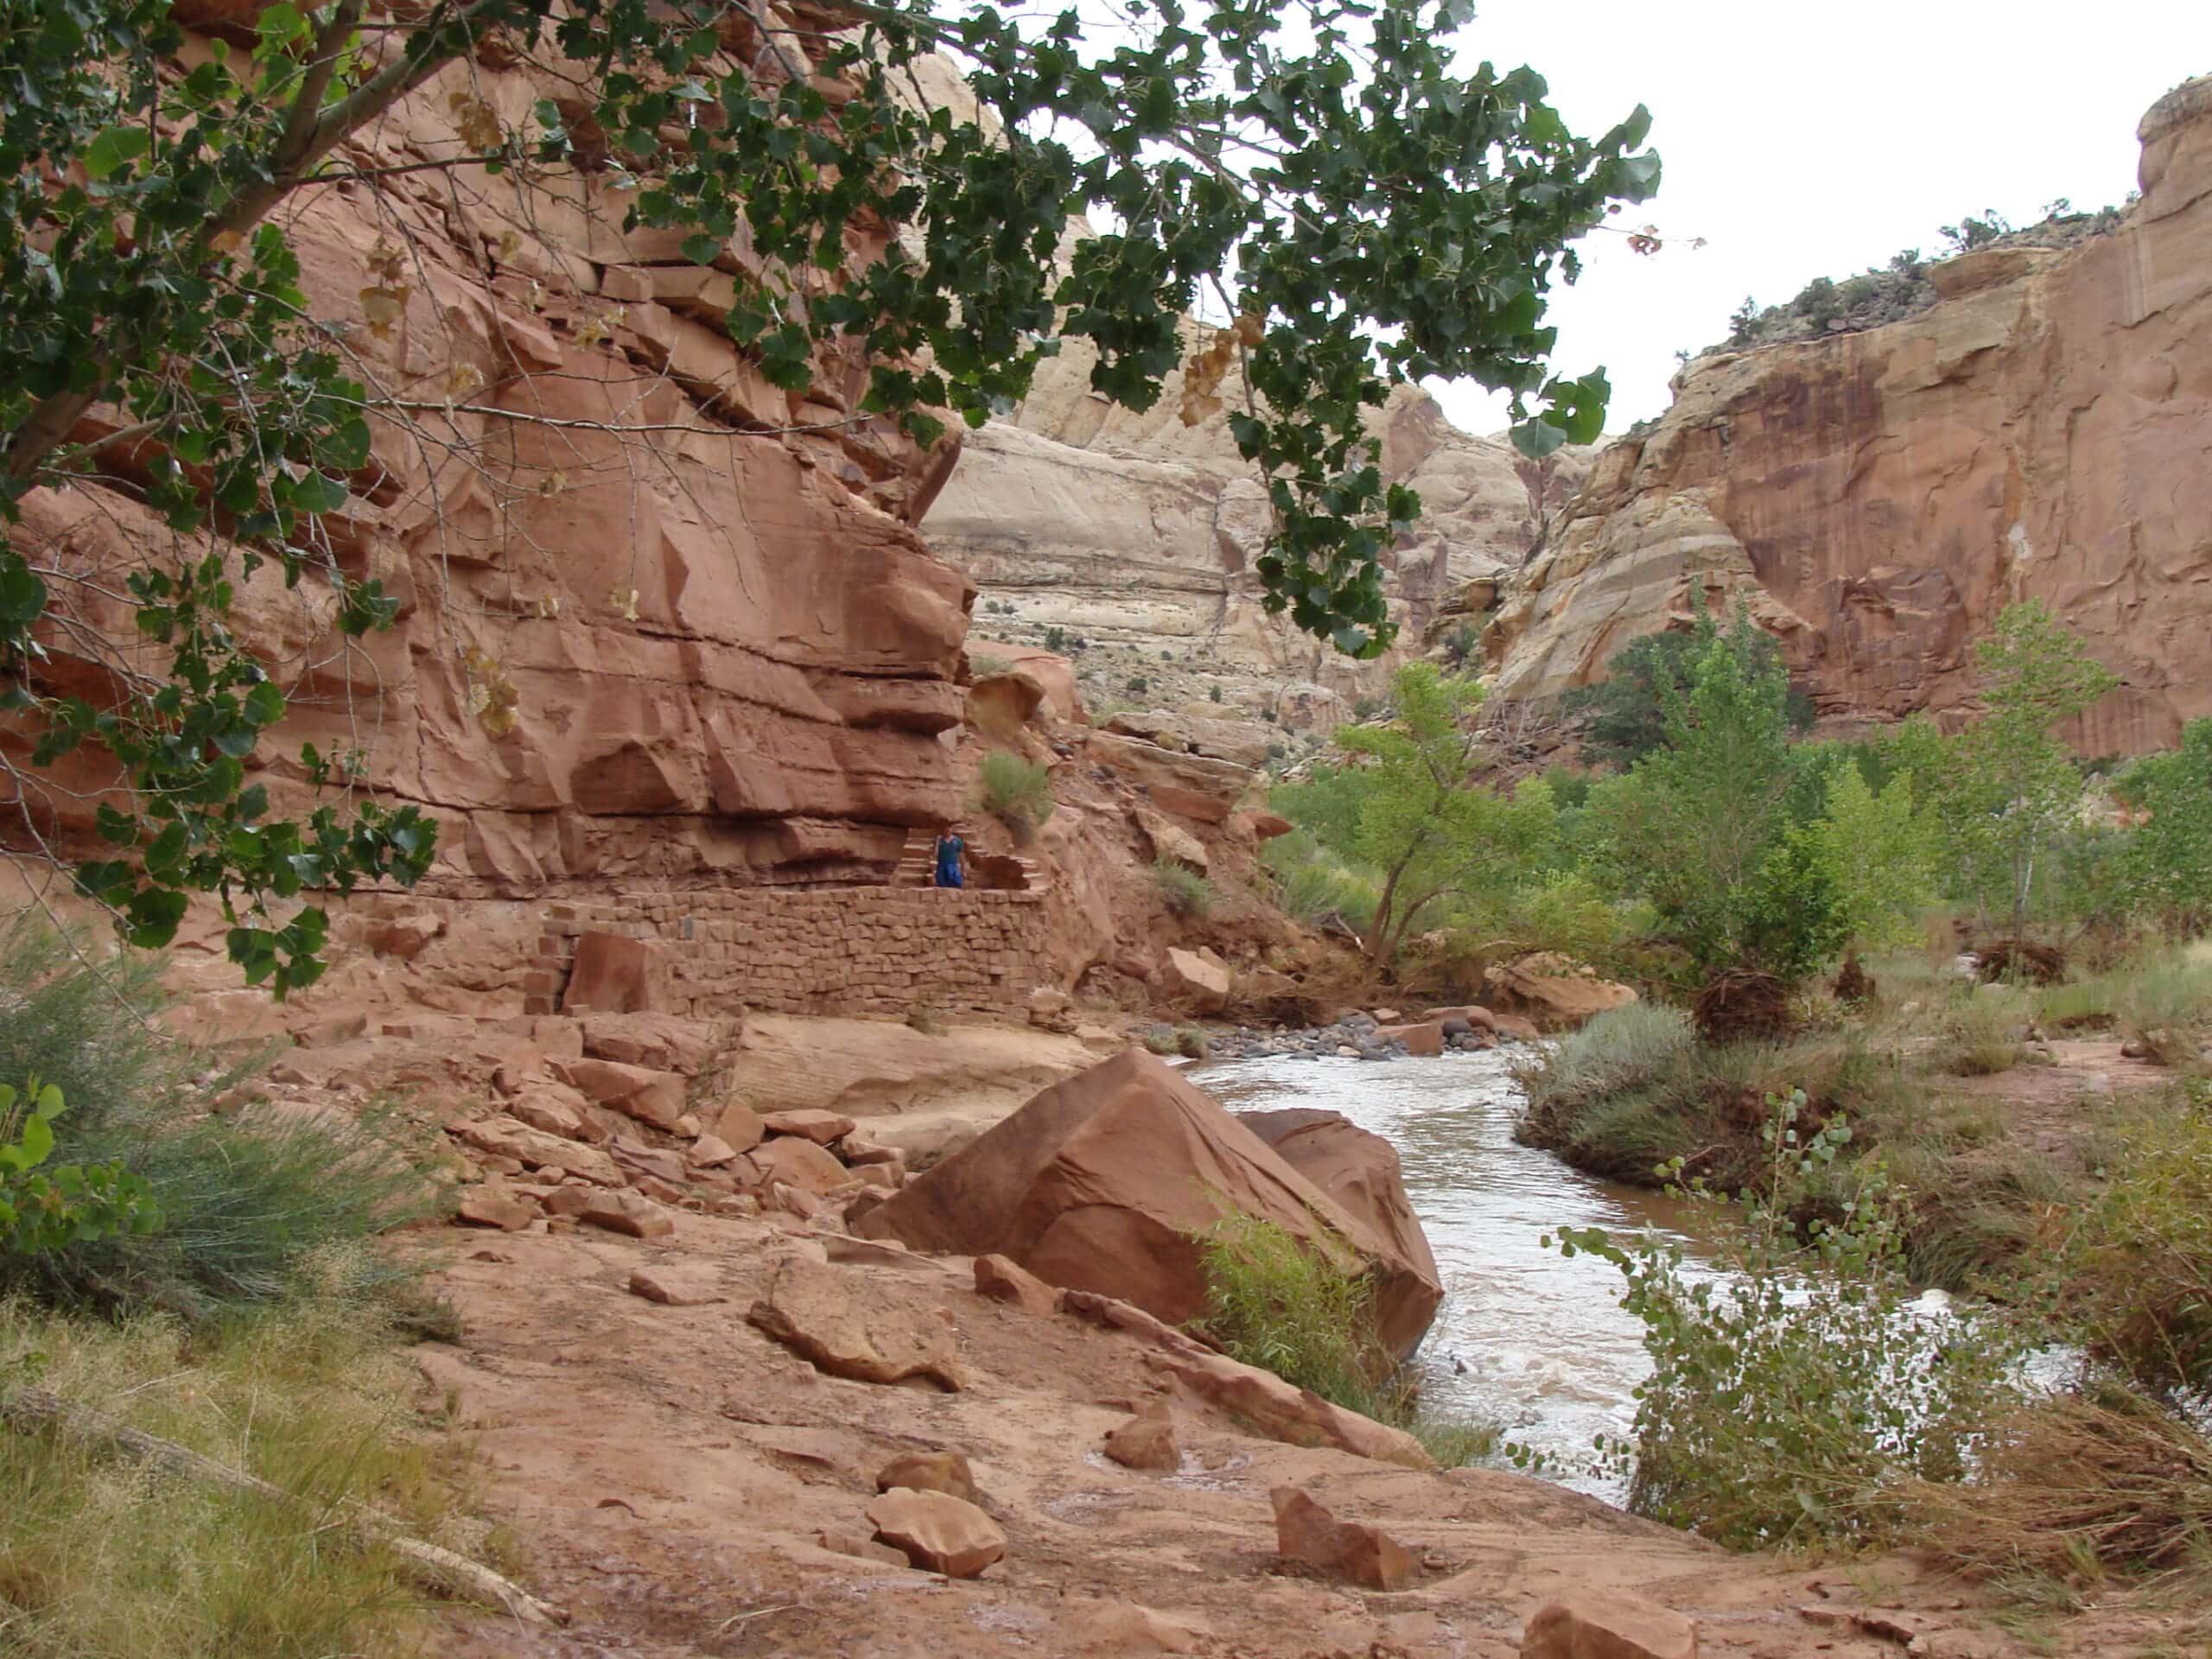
1192,1213 -> 1395,1416
0,921 -> 441,1319
1174,1025 -> 1210,1060
1552,1091 -> 2021,1549
1124,675 -> 1149,696
0,1080 -> 161,1256
1192,1216 -> 1500,1466
1262,829 -> 1380,931
974,750 -> 1055,830
1512,1003 -> 1694,1143
1150,859 -> 1214,919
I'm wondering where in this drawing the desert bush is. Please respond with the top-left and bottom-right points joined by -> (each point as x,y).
1150,859 -> 1214,919
1173,1025 -> 1210,1060
1553,1091 -> 2021,1548
1261,829 -> 1381,932
0,922 -> 441,1319
975,750 -> 1055,831
1513,1003 -> 1693,1128
0,1279 -> 486,1657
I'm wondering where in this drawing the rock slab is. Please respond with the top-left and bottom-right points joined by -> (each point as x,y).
747,1257 -> 965,1389
1269,1484 -> 1416,1591
866,1487 -> 1006,1578
1521,1592 -> 1699,1659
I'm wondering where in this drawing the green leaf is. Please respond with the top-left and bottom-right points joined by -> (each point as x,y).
82,125 -> 152,181
290,470 -> 349,515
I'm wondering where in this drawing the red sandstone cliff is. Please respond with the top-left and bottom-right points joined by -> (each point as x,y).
1485,74 -> 2212,754
11,13 -> 974,900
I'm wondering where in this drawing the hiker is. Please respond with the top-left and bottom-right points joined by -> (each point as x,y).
932,827 -> 966,889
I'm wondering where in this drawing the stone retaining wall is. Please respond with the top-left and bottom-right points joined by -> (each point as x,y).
524,886 -> 1052,1020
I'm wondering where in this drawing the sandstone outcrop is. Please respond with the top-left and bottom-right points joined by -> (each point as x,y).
858,1050 -> 1441,1359
1485,77 -> 2212,757
932,328 -> 1593,733
1482,955 -> 1641,1031
747,1256 -> 967,1390
7,16 -> 982,916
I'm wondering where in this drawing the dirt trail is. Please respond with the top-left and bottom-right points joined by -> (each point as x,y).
414,1211 -> 2070,1659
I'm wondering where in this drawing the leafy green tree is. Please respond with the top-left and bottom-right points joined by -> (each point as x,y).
1945,602 -> 2119,943
3,0 -> 1656,989
1566,596 -> 1812,770
1795,756 -> 1940,955
1277,663 -> 1553,964
2117,718 -> 2212,928
1586,610 -> 1842,985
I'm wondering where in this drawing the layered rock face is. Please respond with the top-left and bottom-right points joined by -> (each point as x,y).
13,22 -> 971,898
925,321 -> 1590,735
1485,76 -> 2212,755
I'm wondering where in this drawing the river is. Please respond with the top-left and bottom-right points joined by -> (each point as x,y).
1198,1048 -> 1719,1499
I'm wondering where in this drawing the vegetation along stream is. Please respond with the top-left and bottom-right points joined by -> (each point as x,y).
1200,1049 -> 1731,1497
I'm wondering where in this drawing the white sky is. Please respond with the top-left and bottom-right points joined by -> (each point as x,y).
1422,1 -> 2212,435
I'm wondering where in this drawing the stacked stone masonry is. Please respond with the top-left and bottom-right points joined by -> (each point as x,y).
524,887 -> 1053,1020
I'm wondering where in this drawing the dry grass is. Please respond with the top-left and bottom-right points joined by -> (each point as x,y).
1915,1382 -> 2212,1592
0,1258 -> 495,1657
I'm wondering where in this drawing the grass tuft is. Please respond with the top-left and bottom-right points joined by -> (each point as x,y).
0,1281 -> 489,1657
1149,858 -> 1214,919
974,750 -> 1054,833
1190,1213 -> 1496,1467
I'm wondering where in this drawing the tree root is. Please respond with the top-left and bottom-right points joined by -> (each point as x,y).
0,1383 -> 566,1628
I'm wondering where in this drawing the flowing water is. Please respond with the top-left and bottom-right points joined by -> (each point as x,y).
1199,1049 -> 1726,1499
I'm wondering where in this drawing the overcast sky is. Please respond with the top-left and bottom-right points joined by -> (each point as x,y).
1423,2 -> 2212,436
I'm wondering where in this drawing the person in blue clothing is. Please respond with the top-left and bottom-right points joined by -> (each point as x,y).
932,827 -> 966,888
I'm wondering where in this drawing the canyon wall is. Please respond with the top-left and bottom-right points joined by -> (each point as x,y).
12,16 -> 974,905
1484,75 -> 2212,755
925,321 -> 1591,736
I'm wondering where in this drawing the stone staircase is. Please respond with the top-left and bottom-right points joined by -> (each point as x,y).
893,829 -> 1040,891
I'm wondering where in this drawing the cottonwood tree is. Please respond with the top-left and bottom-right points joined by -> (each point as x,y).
1281,663 -> 1554,964
1929,603 -> 2119,945
1586,608 -> 1845,991
1,0 -> 1656,988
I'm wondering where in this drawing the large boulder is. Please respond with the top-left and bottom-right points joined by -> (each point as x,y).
1233,1108 -> 1442,1358
1482,953 -> 1638,1031
1162,946 -> 1230,1014
856,1049 -> 1440,1358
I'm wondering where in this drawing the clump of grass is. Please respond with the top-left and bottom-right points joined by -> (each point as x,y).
0,920 -> 443,1320
1944,983 -> 2032,1076
1913,1378 -> 2212,1593
1141,1025 -> 1180,1057
1149,858 -> 1214,919
974,750 -> 1054,835
2113,958 -> 2212,1067
1260,828 -> 1379,932
2063,1096 -> 2212,1404
1173,1025 -> 1209,1060
1190,1213 -> 1494,1463
906,1002 -> 946,1037
0,1275 -> 490,1657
